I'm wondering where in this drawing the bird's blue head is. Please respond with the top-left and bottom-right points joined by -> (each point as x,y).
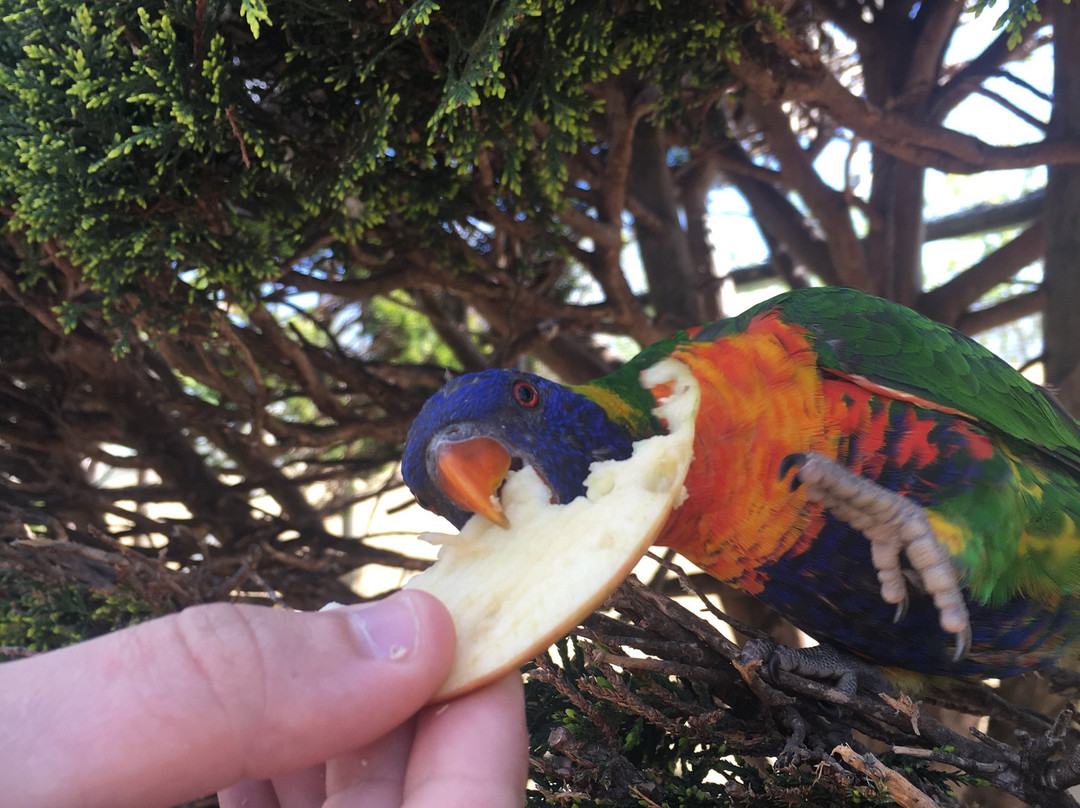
402,369 -> 636,528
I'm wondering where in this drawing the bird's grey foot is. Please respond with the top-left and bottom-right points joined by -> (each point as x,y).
740,638 -> 895,696
780,452 -> 972,662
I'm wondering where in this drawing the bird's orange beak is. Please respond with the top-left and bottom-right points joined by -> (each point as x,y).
435,437 -> 513,528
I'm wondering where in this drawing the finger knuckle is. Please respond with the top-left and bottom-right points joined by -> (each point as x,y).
168,603 -> 271,749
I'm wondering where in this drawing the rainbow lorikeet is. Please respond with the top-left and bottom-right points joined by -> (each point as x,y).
401,287 -> 1080,679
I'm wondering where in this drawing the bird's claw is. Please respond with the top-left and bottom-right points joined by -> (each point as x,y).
780,452 -> 972,662
893,598 -> 907,625
779,453 -> 806,490
951,622 -> 973,663
740,638 -> 894,696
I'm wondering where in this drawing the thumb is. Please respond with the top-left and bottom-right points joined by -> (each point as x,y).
0,589 -> 456,808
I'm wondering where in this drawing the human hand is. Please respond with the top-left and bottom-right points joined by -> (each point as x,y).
0,590 -> 529,808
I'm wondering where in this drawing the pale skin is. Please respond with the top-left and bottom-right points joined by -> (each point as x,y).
0,590 -> 529,808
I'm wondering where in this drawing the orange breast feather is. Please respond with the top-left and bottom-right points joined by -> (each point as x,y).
657,312 -> 836,593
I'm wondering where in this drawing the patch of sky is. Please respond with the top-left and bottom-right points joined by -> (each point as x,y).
813,136 -> 872,197
705,186 -> 769,270
942,14 -> 1051,145
975,308 -> 1043,377
924,165 -> 1045,221
563,259 -> 606,305
921,162 -> 1045,290
245,78 -> 269,104
668,146 -> 690,169
918,13 -> 1049,295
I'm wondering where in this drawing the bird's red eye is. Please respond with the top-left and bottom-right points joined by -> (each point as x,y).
513,381 -> 539,408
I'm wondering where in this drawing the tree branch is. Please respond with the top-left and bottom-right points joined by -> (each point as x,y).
919,221 -> 1046,326
731,29 -> 1080,174
956,289 -> 1045,337
926,190 -> 1044,241
743,92 -> 869,289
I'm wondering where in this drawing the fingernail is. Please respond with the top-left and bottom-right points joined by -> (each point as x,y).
346,593 -> 420,661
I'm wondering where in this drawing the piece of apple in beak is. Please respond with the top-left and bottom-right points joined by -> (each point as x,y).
405,358 -> 700,700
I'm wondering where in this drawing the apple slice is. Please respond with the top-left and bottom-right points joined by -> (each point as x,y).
405,357 -> 699,699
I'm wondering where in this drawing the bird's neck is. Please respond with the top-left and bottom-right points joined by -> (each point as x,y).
569,356 -> 665,440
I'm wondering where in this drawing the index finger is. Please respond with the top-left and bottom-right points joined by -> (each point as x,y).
0,591 -> 455,808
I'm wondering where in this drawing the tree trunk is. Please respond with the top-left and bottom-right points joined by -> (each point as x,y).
970,9 -> 1080,807
628,121 -> 709,331
677,153 -> 723,321
1044,0 -> 1080,412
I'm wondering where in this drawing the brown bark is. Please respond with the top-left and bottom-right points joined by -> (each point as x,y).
676,153 -> 724,321
627,121 -> 710,330
926,191 -> 1045,242
857,2 -> 956,305
1043,0 -> 1080,409
955,289 -> 1044,337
